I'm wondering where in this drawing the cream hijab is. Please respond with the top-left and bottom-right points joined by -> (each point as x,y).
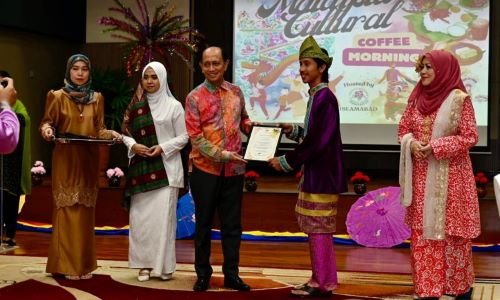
141,62 -> 177,119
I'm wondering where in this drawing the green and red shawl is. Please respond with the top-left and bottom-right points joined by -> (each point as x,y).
123,95 -> 169,198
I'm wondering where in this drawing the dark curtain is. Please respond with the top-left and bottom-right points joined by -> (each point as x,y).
191,0 -> 234,86
0,0 -> 86,42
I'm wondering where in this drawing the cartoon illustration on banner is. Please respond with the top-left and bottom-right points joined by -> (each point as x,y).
233,0 -> 489,126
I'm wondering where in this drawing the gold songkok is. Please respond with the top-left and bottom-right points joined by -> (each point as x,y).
299,36 -> 332,68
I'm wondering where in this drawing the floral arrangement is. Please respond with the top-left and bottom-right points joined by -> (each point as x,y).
31,161 -> 46,175
244,170 -> 260,180
350,171 -> 370,184
98,0 -> 202,76
106,167 -> 125,178
475,172 -> 488,186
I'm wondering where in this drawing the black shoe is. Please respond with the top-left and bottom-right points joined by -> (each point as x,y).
451,288 -> 473,300
3,239 -> 16,247
445,288 -> 473,300
290,284 -> 332,298
193,277 -> 210,292
224,276 -> 251,291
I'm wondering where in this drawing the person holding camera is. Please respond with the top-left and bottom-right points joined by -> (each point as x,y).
0,70 -> 31,248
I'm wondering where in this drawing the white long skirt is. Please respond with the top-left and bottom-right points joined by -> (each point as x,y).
128,186 -> 178,276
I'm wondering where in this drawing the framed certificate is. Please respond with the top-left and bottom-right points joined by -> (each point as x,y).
244,125 -> 282,161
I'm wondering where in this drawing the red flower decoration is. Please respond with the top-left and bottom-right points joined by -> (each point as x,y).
245,171 -> 260,180
475,172 -> 488,186
295,170 -> 302,180
350,171 -> 370,184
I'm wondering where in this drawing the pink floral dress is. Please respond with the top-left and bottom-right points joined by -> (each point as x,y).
398,90 -> 480,297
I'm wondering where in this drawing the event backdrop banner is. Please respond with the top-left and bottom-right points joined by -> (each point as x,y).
233,0 -> 489,144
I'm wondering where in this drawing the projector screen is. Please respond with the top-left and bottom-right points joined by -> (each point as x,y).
233,0 -> 490,146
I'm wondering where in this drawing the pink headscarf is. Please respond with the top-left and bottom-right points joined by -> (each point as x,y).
408,50 -> 466,115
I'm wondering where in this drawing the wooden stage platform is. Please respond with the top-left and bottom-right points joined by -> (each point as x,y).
19,176 -> 500,244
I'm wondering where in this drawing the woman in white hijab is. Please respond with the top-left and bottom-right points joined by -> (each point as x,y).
121,61 -> 188,281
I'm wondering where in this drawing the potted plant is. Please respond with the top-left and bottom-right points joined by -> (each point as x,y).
106,167 -> 125,187
350,171 -> 370,195
30,160 -> 46,186
91,69 -> 134,176
244,170 -> 260,192
91,68 -> 134,132
475,172 -> 488,198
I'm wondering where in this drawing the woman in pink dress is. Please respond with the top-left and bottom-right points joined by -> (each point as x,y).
398,50 -> 479,299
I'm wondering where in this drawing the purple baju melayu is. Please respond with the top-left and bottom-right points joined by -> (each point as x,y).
0,108 -> 20,154
278,82 -> 347,292
281,84 -> 346,191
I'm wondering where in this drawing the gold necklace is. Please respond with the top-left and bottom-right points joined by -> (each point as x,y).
77,104 -> 84,122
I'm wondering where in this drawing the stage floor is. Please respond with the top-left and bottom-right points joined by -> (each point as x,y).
3,231 -> 500,279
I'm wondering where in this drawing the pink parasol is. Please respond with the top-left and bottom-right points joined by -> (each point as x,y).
346,186 -> 410,248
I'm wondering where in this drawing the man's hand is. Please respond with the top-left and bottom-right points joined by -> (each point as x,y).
268,157 -> 283,172
222,150 -> 247,163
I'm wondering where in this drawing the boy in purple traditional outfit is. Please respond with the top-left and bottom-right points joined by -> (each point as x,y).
269,35 -> 347,298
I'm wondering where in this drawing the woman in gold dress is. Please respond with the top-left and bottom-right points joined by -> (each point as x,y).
40,54 -> 121,280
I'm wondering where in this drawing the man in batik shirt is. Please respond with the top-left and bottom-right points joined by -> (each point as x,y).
269,36 -> 347,298
185,46 -> 252,292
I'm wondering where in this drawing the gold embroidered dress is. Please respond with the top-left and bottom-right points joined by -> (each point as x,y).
40,89 -> 113,276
